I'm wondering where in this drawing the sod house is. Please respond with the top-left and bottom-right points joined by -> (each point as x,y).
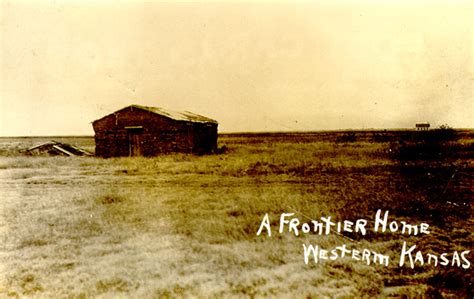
92,104 -> 218,157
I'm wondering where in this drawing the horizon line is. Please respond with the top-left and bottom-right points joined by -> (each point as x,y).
1,127 -> 472,138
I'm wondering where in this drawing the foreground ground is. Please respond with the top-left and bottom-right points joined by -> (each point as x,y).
0,132 -> 472,297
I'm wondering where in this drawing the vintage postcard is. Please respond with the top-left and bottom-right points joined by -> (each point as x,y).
0,0 -> 472,297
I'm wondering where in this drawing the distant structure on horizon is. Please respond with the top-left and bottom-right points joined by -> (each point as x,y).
92,104 -> 218,157
415,123 -> 430,131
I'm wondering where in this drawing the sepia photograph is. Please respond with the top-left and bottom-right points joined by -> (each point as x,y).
0,0 -> 472,297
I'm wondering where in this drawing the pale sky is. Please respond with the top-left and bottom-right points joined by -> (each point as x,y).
1,0 -> 472,136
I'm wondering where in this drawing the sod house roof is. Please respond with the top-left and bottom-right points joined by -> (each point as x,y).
93,104 -> 218,124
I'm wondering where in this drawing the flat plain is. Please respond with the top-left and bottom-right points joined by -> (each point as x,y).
0,131 -> 472,298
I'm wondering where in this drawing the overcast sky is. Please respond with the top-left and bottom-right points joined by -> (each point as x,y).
1,0 -> 472,136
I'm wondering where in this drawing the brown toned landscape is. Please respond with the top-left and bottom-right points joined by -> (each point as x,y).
1,1 -> 472,297
0,129 -> 472,297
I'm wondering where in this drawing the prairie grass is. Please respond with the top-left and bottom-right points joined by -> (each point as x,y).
0,132 -> 472,297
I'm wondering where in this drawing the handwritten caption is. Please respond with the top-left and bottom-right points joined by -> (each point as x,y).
256,209 -> 470,269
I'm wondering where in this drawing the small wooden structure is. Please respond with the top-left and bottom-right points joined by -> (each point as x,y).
27,141 -> 93,156
415,123 -> 430,131
92,104 -> 218,157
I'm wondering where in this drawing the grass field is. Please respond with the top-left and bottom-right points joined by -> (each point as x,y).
0,131 -> 472,298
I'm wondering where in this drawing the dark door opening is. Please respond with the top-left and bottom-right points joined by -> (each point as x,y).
126,127 -> 143,157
